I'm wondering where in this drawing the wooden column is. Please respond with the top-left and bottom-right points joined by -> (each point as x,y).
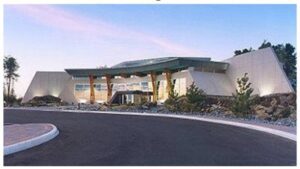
105,75 -> 112,102
89,75 -> 95,104
150,72 -> 157,102
165,70 -> 172,98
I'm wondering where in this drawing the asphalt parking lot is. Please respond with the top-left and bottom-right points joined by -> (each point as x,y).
4,109 -> 296,166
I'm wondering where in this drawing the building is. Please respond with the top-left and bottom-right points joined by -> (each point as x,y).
22,47 -> 294,104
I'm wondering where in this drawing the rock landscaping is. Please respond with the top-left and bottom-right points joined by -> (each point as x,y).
17,92 -> 296,127
24,95 -> 68,107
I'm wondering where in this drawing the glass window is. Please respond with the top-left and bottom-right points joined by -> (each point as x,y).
127,94 -> 133,103
72,77 -> 89,80
75,84 -> 82,91
118,84 -> 126,91
113,83 -> 126,91
127,83 -> 140,90
95,84 -> 100,91
95,84 -> 108,91
75,84 -> 90,91
141,82 -> 149,91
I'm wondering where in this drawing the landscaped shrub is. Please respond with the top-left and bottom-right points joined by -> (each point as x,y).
4,92 -> 23,106
185,82 -> 206,112
31,95 -> 61,103
139,96 -> 148,105
231,73 -> 254,116
164,83 -> 180,112
26,95 -> 64,106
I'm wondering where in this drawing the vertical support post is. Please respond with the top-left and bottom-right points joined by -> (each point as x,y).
150,72 -> 157,102
165,70 -> 172,98
89,74 -> 95,104
106,75 -> 112,102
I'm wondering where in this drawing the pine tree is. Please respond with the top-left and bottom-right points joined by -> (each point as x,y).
186,82 -> 206,112
231,73 -> 254,116
164,82 -> 179,112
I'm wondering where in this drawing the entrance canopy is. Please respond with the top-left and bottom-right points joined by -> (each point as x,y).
65,57 -> 229,78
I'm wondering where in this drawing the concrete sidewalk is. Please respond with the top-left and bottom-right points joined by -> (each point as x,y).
4,123 -> 59,155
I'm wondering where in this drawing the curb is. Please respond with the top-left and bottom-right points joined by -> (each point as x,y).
4,124 -> 59,156
5,107 -> 296,141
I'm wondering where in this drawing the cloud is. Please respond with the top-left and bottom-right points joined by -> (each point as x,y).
8,5 -> 200,56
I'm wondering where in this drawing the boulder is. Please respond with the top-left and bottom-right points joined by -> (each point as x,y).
211,104 -> 220,109
254,105 -> 267,112
209,104 -> 228,113
265,106 -> 275,114
224,110 -> 234,117
254,104 -> 275,114
157,106 -> 169,113
270,98 -> 278,107
279,95 -> 290,107
255,109 -> 270,120
288,105 -> 296,113
142,102 -> 157,108
273,106 -> 292,119
99,104 -> 109,111
286,93 -> 296,106
289,113 -> 297,120
254,105 -> 271,120
141,105 -> 149,110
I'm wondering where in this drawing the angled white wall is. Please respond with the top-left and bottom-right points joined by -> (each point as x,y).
22,72 -> 71,103
189,70 -> 235,96
224,47 -> 294,96
58,76 -> 78,104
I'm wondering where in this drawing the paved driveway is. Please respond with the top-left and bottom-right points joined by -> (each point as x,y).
4,109 -> 296,166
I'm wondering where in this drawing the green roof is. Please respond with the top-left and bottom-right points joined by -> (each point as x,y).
65,57 -> 229,77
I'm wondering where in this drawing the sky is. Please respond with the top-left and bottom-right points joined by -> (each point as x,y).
4,4 -> 296,97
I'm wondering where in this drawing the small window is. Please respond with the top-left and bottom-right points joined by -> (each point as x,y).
75,84 -> 90,91
141,82 -> 149,91
127,94 -> 133,103
94,84 -> 107,91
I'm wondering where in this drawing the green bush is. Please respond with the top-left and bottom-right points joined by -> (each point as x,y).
139,96 -> 148,105
185,82 -> 206,112
164,82 -> 206,113
4,94 -> 17,104
231,73 -> 254,116
164,83 -> 180,112
4,94 -> 22,106
26,95 -> 65,106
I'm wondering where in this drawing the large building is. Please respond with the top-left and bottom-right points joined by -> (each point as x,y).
22,47 -> 294,104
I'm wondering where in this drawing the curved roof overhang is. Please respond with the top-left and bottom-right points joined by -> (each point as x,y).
65,57 -> 229,78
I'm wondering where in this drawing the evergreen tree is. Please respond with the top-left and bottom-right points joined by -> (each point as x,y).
164,82 -> 179,112
186,82 -> 206,112
234,47 -> 254,56
4,56 -> 19,103
231,73 -> 254,116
